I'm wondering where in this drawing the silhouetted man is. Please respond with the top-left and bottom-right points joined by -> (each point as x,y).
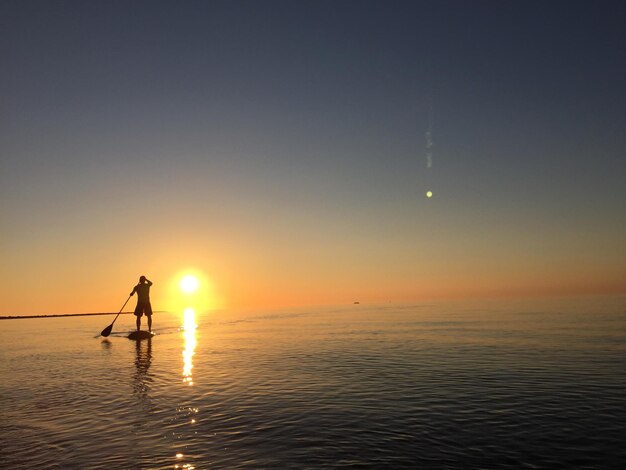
130,276 -> 153,331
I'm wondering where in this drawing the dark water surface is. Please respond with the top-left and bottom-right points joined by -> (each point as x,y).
1,298 -> 625,469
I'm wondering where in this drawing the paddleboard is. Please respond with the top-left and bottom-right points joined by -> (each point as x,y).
127,330 -> 155,340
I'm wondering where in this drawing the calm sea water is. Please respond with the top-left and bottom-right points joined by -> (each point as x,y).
1,297 -> 625,469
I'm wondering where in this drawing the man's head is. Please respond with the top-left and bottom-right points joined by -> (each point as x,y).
139,275 -> 147,283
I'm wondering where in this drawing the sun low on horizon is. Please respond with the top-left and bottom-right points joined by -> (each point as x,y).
161,269 -> 224,315
180,275 -> 200,294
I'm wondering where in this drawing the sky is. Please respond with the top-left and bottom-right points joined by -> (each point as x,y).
1,0 -> 625,315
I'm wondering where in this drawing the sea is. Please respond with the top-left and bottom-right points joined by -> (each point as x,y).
1,296 -> 625,469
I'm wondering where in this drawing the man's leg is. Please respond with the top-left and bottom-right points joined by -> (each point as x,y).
136,315 -> 141,331
147,315 -> 152,332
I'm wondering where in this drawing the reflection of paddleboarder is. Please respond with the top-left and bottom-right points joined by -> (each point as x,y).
132,336 -> 152,403
130,276 -> 153,332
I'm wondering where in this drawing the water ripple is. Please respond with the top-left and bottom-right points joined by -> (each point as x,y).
1,306 -> 625,468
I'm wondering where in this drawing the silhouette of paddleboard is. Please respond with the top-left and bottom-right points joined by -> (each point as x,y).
128,330 -> 155,340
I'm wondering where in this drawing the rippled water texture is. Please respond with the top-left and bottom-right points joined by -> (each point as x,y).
1,298 -> 625,468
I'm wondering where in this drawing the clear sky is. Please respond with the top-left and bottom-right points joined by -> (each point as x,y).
1,1 -> 625,315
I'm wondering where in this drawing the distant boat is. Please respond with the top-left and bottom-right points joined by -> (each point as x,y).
353,301 -> 360,304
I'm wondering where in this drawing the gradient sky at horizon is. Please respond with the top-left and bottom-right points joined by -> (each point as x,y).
1,1 -> 625,315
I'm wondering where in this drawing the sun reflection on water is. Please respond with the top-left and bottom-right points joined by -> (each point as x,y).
182,308 -> 197,386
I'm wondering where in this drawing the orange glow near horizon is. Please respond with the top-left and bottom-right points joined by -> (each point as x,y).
163,269 -> 223,314
0,235 -> 624,316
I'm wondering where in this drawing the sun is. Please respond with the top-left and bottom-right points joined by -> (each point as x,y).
167,269 -> 224,312
180,275 -> 200,293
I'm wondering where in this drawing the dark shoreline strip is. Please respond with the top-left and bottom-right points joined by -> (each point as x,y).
0,312 -> 133,320
1,311 -> 167,320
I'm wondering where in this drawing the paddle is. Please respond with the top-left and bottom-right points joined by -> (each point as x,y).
100,295 -> 132,337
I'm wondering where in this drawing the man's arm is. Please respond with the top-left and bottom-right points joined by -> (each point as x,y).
130,286 -> 136,296
146,279 -> 153,286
